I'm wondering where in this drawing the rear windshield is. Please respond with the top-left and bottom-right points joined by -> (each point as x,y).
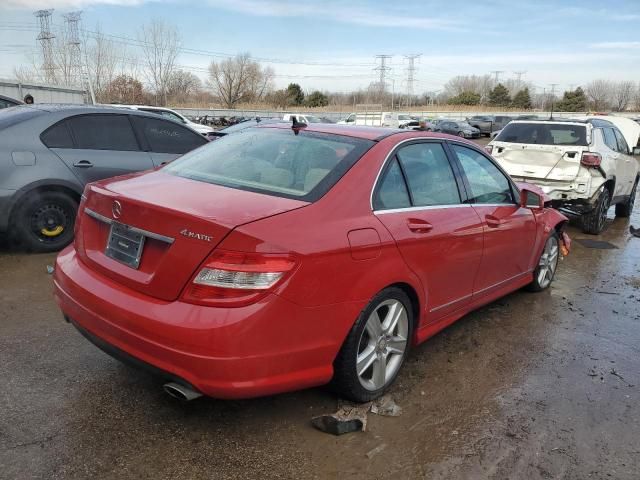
496,122 -> 587,146
164,127 -> 374,201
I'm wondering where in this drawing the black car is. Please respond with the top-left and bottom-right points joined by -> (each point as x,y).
0,94 -> 22,109
436,120 -> 481,138
466,115 -> 513,136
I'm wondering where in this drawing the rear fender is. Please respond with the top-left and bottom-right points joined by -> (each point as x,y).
543,208 -> 571,255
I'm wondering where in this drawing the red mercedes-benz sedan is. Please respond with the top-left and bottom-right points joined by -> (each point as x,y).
53,123 -> 570,402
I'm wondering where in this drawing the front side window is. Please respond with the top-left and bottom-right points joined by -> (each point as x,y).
164,128 -> 373,201
452,144 -> 514,204
396,143 -> 460,206
68,114 -> 139,151
613,128 -> 629,154
136,117 -> 206,154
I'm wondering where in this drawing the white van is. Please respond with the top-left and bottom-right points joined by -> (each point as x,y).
282,113 -> 323,124
337,112 -> 409,128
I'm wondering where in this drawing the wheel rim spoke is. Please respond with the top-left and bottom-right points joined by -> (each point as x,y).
357,346 -> 377,376
365,312 -> 383,338
372,355 -> 386,388
387,335 -> 407,355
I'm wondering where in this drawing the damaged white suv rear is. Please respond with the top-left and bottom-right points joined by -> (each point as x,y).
487,117 -> 640,234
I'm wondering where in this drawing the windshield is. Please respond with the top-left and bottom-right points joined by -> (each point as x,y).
304,115 -> 322,123
164,127 -> 374,201
398,115 -> 410,120
495,122 -> 587,146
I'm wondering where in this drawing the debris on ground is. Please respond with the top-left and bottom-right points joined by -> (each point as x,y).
312,395 -> 402,435
366,443 -> 387,459
311,402 -> 370,435
630,225 -> 640,238
370,395 -> 403,417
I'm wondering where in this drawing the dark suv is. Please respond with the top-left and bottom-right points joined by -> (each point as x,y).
467,115 -> 513,136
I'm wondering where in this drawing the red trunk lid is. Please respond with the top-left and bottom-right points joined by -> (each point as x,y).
76,171 -> 308,301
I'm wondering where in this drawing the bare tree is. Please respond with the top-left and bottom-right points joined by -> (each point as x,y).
444,74 -> 495,104
586,79 -> 612,111
634,82 -> 640,111
13,65 -> 40,84
166,70 -> 202,104
139,20 -> 181,106
612,80 -> 635,111
83,25 -> 121,102
208,53 -> 274,108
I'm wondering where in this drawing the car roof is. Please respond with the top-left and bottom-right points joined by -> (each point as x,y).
6,103 -> 190,121
258,122 -> 477,143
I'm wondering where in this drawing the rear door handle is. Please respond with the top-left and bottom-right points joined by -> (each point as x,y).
407,219 -> 433,233
485,214 -> 504,228
73,160 -> 93,168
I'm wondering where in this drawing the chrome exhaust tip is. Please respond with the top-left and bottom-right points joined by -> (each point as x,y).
163,382 -> 202,401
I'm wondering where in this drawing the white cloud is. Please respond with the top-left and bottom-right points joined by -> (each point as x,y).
205,0 -> 464,30
2,0 -> 149,9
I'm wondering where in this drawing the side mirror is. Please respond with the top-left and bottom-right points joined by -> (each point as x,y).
633,146 -> 640,156
520,187 -> 544,210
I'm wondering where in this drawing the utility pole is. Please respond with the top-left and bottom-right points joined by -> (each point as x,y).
374,55 -> 392,101
63,11 -> 83,87
490,70 -> 504,83
404,54 -> 421,107
35,9 -> 56,84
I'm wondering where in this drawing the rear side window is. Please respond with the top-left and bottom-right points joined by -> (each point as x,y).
68,114 -> 139,151
396,143 -> 460,206
41,121 -> 73,148
136,117 -> 206,154
374,158 -> 411,210
164,128 -> 374,201
602,128 -> 619,152
496,123 -> 587,146
452,145 -> 514,204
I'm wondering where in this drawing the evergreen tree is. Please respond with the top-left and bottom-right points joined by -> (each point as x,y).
555,87 -> 588,112
489,83 -> 511,107
286,83 -> 304,106
449,91 -> 481,106
512,87 -> 532,109
305,90 -> 329,107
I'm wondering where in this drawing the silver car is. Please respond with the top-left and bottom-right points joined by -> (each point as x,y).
0,104 -> 207,252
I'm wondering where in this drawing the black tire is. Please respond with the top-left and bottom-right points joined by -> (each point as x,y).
332,287 -> 414,402
527,231 -> 560,292
615,178 -> 638,218
581,187 -> 611,235
11,190 -> 78,252
458,131 -> 465,137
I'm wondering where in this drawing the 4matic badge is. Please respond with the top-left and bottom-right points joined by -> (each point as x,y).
180,229 -> 213,242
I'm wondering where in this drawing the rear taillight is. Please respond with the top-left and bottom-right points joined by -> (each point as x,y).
581,152 -> 601,167
182,250 -> 297,307
484,145 -> 493,155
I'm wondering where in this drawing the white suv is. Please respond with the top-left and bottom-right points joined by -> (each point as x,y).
487,117 -> 639,234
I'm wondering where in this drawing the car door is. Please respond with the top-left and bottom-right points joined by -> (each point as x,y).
449,143 -> 537,298
612,127 -> 637,196
131,115 -> 208,166
45,113 -> 154,184
373,141 -> 484,321
601,127 -> 625,197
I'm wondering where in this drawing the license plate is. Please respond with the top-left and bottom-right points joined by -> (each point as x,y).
105,222 -> 146,269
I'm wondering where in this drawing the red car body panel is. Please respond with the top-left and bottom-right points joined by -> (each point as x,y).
53,127 -> 569,399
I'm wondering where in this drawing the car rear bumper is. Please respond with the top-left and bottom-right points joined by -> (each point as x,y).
53,246 -> 365,399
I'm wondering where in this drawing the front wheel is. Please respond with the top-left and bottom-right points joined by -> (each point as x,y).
528,232 -> 560,292
333,287 -> 413,402
458,131 -> 466,137
582,187 -> 610,235
11,190 -> 78,252
615,178 -> 638,218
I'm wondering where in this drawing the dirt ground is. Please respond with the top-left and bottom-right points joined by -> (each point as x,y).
2,168 -> 640,479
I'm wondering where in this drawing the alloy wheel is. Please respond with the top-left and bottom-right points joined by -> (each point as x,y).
356,299 -> 409,391
537,235 -> 559,289
597,190 -> 611,232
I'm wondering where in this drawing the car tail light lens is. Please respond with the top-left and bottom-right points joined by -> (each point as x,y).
581,152 -> 601,167
484,145 -> 493,154
182,250 -> 297,307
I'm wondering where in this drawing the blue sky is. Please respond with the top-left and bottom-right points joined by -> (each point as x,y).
1,0 -> 640,94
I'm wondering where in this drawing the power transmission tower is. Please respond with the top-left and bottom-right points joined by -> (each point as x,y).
549,83 -> 559,118
404,54 -> 421,107
35,9 -> 56,83
374,55 -> 392,97
513,70 -> 526,89
490,70 -> 504,83
63,11 -> 83,87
